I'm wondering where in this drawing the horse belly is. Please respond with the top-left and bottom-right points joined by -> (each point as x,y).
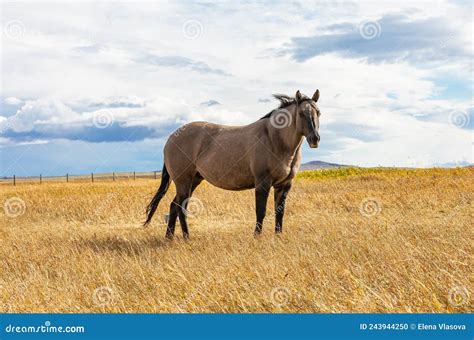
196,145 -> 255,191
205,175 -> 255,191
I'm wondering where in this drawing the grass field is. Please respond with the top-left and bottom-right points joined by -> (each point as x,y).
1,167 -> 472,313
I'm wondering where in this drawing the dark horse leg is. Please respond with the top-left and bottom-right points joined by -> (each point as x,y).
274,182 -> 292,233
173,173 -> 203,239
165,196 -> 179,239
254,177 -> 272,235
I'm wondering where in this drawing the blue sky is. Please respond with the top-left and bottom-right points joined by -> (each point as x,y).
1,1 -> 472,176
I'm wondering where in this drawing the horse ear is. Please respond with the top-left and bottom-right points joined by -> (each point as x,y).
312,89 -> 320,102
295,90 -> 302,102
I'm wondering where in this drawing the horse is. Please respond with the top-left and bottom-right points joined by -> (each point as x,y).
144,89 -> 321,239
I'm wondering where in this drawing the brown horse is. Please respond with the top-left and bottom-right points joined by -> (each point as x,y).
145,89 -> 321,239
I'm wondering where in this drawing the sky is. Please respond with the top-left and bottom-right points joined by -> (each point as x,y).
0,0 -> 473,176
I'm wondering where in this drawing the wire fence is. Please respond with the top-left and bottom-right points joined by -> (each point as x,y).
0,171 -> 162,185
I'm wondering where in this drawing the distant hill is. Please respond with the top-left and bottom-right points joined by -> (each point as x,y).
300,160 -> 349,170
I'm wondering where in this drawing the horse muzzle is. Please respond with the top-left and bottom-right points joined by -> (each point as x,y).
307,133 -> 320,148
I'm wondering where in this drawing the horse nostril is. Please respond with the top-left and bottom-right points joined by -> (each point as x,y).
315,134 -> 320,142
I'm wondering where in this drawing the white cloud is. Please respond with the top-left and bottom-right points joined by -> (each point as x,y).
0,95 -> 249,144
1,0 -> 472,172
3,97 -> 23,106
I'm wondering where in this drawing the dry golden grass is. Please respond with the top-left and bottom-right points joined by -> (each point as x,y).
1,168 -> 472,313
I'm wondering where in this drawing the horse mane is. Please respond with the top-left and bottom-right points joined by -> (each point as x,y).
260,93 -> 310,120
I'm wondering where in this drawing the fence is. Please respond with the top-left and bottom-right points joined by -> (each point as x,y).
0,171 -> 162,185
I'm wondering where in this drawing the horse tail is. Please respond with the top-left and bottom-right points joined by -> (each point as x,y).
144,163 -> 171,226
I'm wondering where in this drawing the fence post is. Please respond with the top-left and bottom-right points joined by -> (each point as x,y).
113,172 -> 115,181
91,173 -> 94,182
133,171 -> 136,180
66,173 -> 69,183
40,174 -> 42,184
154,171 -> 157,180
13,175 -> 16,186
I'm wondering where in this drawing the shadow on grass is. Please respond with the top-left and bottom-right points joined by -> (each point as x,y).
75,235 -> 170,255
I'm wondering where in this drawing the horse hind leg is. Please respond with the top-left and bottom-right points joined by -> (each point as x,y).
189,172 -> 203,198
165,196 -> 179,239
176,173 -> 203,239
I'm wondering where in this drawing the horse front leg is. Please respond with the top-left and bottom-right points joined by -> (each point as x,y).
254,178 -> 272,236
274,182 -> 292,234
